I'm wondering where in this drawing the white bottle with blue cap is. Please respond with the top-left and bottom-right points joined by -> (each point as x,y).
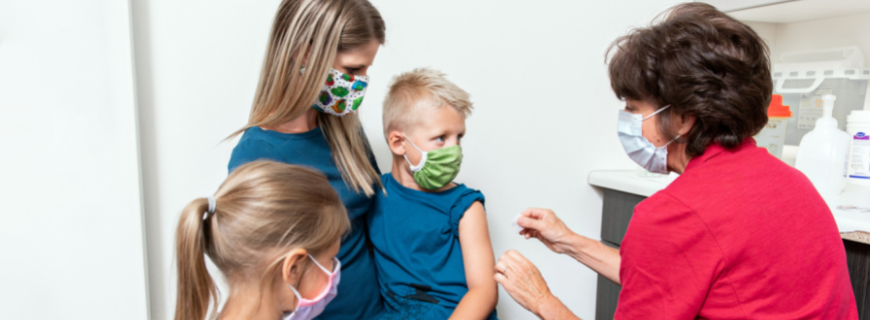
795,94 -> 851,203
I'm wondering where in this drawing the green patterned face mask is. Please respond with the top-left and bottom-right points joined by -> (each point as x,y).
403,134 -> 463,190
311,68 -> 369,116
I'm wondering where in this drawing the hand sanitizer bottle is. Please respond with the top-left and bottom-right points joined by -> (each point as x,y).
795,94 -> 851,203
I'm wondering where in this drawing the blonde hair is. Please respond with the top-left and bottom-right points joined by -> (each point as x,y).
382,68 -> 473,139
174,161 -> 350,320
232,0 -> 386,196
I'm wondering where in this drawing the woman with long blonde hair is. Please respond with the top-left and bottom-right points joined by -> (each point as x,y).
227,0 -> 386,318
175,161 -> 350,320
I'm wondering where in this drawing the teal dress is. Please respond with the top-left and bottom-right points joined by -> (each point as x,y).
228,126 -> 384,319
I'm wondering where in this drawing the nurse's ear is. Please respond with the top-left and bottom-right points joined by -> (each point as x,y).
387,131 -> 407,156
281,248 -> 310,286
675,113 -> 697,137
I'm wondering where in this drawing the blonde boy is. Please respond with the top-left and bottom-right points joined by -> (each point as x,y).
367,68 -> 499,319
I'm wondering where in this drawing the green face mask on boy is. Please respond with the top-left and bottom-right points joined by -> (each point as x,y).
403,134 -> 463,190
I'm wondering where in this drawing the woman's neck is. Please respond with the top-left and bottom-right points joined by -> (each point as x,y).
220,282 -> 292,320
265,109 -> 319,134
667,142 -> 692,174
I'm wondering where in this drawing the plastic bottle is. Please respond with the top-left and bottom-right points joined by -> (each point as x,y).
846,110 -> 870,186
754,94 -> 792,159
795,95 -> 851,202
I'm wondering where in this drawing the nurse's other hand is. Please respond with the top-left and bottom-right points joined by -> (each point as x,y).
494,250 -> 553,318
517,208 -> 575,255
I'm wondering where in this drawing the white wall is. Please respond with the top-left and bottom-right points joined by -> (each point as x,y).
744,11 -> 870,66
0,0 -> 149,319
131,0 -> 273,318
768,11 -> 870,65
132,1 -> 680,319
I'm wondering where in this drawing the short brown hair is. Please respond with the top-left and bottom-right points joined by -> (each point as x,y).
608,2 -> 772,157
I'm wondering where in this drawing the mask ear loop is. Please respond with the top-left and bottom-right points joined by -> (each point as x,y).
642,104 -> 671,121
288,282 -> 303,303
662,134 -> 682,148
641,105 -> 682,147
401,134 -> 427,172
305,254 -> 335,274
286,254 -> 335,308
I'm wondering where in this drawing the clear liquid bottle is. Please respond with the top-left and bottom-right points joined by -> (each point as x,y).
795,94 -> 851,203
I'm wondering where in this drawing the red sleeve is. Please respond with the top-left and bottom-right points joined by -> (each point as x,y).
615,192 -> 724,320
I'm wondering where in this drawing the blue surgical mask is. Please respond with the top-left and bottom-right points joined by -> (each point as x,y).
617,105 -> 680,174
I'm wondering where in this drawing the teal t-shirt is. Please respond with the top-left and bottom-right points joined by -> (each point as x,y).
228,126 -> 384,320
368,173 -> 498,320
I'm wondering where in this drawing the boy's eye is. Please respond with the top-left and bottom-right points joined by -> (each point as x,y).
436,136 -> 445,142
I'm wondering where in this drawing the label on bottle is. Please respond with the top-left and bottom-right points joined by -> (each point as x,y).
798,87 -> 832,129
849,132 -> 870,179
755,118 -> 788,158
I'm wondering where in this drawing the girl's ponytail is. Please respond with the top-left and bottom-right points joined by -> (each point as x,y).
174,198 -> 217,320
172,161 -> 349,319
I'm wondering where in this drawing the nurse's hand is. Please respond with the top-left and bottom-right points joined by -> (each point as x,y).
494,250 -> 552,317
494,250 -> 579,320
517,208 -> 577,255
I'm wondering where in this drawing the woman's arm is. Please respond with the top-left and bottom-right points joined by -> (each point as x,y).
518,208 -> 621,284
450,201 -> 498,320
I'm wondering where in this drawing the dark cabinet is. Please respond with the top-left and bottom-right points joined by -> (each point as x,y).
846,240 -> 870,318
595,273 -> 621,320
600,190 -> 646,246
595,189 -> 644,320
595,188 -> 870,320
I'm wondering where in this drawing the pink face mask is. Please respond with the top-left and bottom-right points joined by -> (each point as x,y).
282,254 -> 341,320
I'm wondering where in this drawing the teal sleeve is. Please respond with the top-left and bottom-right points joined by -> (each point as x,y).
448,188 -> 486,238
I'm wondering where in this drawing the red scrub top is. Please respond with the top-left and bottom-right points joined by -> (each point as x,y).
616,138 -> 858,319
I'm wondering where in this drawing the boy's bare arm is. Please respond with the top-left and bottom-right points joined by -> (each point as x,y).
450,201 -> 498,320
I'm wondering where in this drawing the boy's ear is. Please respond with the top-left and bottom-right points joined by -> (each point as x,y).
281,247 -> 309,286
387,131 -> 406,156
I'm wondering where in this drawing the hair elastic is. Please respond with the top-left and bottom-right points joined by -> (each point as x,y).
203,196 -> 216,220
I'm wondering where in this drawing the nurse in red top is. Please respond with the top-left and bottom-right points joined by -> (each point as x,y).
494,3 -> 858,319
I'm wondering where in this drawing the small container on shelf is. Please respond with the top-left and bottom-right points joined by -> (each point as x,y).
755,94 -> 792,158
846,109 -> 870,186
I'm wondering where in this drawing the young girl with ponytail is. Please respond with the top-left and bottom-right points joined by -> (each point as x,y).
227,0 -> 387,318
174,161 -> 349,320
